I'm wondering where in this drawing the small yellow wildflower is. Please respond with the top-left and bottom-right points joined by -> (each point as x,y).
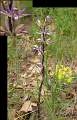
54,64 -> 73,84
65,77 -> 72,83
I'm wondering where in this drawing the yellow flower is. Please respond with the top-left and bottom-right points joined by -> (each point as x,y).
64,67 -> 68,72
55,64 -> 73,84
65,78 -> 72,83
58,73 -> 64,80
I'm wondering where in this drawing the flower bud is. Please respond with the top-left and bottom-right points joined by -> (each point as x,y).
36,18 -> 41,27
45,16 -> 53,25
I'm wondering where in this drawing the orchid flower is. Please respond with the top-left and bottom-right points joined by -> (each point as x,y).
0,7 -> 31,20
0,2 -> 31,36
34,16 -> 55,46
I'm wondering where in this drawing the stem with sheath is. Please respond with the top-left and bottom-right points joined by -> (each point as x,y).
37,26 -> 46,120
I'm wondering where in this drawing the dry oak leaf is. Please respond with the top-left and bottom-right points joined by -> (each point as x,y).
19,100 -> 37,113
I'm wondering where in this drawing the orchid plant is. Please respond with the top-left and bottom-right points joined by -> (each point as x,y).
32,16 -> 55,120
0,0 -> 31,36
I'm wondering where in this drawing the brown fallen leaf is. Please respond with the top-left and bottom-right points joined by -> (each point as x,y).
20,101 -> 32,112
19,100 -> 37,113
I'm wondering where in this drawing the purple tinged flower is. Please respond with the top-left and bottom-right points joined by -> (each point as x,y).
0,3 -> 31,36
46,31 -> 53,35
45,16 -> 53,24
32,45 -> 39,53
37,38 -> 44,42
0,7 -> 31,20
46,39 -> 55,45
36,19 -> 41,27
38,46 -> 43,55
0,8 -> 10,17
15,13 -> 31,20
36,27 -> 53,36
45,16 -> 51,22
32,45 -> 43,55
12,15 -> 19,20
36,31 -> 53,35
